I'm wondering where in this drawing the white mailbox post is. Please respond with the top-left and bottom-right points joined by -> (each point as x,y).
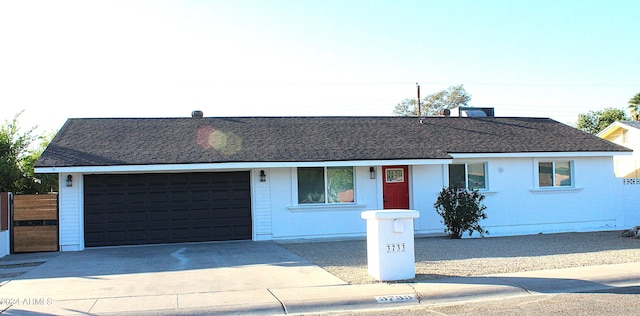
361,210 -> 420,281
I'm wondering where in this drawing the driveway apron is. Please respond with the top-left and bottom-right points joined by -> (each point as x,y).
0,241 -> 346,301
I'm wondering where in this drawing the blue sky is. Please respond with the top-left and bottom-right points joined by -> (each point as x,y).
1,0 -> 639,133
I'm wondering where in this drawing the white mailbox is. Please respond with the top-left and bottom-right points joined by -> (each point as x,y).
361,210 -> 420,281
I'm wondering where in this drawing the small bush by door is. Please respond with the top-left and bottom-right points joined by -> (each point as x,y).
434,187 -> 488,239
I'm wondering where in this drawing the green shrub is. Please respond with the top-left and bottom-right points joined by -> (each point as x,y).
434,186 -> 488,239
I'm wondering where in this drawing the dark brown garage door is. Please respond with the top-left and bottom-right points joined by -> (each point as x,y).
84,172 -> 251,247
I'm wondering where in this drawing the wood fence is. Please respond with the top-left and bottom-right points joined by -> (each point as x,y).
12,194 -> 59,253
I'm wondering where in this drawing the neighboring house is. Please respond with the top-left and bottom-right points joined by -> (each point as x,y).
597,121 -> 640,178
35,115 -> 633,251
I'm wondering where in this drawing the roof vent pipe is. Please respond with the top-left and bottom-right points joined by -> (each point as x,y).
191,110 -> 204,118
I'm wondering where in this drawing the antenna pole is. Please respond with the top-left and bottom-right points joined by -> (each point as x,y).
416,83 -> 421,117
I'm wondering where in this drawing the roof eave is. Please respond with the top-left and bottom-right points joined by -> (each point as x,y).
449,151 -> 632,159
33,158 -> 454,174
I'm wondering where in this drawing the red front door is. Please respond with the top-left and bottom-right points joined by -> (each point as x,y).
383,165 -> 409,209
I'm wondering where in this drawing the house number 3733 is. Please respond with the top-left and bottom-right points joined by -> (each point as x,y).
386,243 -> 406,253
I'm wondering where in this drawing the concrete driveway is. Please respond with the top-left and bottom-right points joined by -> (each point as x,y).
0,241 -> 346,314
1,238 -> 639,315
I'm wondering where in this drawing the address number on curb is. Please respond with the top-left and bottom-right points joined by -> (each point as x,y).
374,294 -> 417,303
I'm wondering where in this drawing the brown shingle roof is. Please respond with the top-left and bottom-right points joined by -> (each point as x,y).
35,116 -> 631,168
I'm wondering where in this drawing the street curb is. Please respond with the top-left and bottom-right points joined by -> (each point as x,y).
272,284 -> 420,314
3,262 -> 640,315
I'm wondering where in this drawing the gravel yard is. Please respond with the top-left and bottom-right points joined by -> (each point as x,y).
280,231 -> 640,284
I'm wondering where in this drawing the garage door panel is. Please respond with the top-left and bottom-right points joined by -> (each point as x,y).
85,213 -> 105,224
171,191 -> 189,202
127,236 -> 148,244
85,232 -> 105,244
191,226 -> 211,237
111,211 -> 129,222
234,226 -> 251,236
170,211 -> 191,221
128,211 -> 147,222
127,192 -> 147,204
190,190 -> 211,201
171,228 -> 191,238
214,226 -> 232,236
148,210 -> 169,222
84,171 -> 251,247
146,174 -> 167,185
149,229 -> 170,241
106,231 -> 127,243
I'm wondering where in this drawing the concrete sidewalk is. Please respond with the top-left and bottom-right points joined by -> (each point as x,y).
2,260 -> 639,315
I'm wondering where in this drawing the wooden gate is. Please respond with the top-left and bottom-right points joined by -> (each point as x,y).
12,194 -> 59,253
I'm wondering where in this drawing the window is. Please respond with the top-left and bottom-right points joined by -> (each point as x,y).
538,161 -> 572,187
297,167 -> 354,204
385,168 -> 404,183
448,163 -> 487,190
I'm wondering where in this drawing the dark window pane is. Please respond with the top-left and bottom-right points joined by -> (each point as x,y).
449,164 -> 466,189
539,162 -> 553,187
298,168 -> 325,203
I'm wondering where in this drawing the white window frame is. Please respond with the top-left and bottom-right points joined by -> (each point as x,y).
296,166 -> 355,205
535,160 -> 574,189
448,162 -> 488,191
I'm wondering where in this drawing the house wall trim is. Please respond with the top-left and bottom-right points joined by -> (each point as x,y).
287,204 -> 368,212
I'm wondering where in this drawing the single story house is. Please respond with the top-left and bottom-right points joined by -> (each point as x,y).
35,115 -> 633,251
598,121 -> 640,178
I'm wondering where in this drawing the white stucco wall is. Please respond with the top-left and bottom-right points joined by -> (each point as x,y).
410,164 -> 446,235
55,155 -> 626,250
0,231 -> 9,257
0,192 -> 10,257
262,156 -> 623,240
473,156 -> 621,236
622,179 -> 640,227
268,166 -> 377,240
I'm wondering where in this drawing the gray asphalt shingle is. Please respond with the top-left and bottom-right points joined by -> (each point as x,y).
35,116 -> 631,168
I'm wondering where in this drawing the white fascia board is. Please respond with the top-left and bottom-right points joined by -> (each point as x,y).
34,159 -> 453,174
596,121 -> 636,138
293,159 -> 452,167
449,151 -> 631,159
596,123 -> 621,138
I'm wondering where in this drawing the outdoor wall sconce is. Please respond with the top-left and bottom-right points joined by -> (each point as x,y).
260,170 -> 266,182
66,175 -> 73,187
370,167 -> 376,179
